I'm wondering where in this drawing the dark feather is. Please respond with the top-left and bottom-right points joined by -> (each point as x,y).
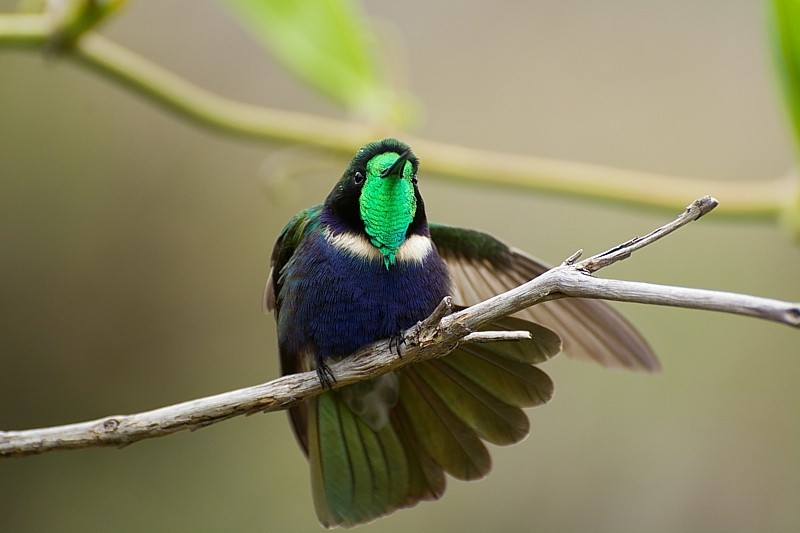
294,333 -> 557,526
430,223 -> 660,371
399,367 -> 492,480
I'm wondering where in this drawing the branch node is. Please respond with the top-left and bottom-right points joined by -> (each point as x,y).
562,249 -> 583,265
691,195 -> 719,218
412,296 -> 452,346
98,418 -> 120,434
423,296 -> 453,327
786,306 -> 800,327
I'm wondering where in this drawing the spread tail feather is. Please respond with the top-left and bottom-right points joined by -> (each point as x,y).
302,318 -> 558,527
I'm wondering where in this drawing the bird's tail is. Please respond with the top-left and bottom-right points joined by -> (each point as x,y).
296,317 -> 560,528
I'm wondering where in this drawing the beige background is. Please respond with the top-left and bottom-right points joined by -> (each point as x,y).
1,1 -> 799,531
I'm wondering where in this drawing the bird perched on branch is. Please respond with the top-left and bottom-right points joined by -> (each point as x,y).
264,138 -> 657,527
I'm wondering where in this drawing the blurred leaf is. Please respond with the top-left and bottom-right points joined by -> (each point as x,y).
769,0 -> 800,146
768,0 -> 800,237
224,0 -> 409,125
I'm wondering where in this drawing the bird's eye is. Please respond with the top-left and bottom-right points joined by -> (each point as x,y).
354,171 -> 364,185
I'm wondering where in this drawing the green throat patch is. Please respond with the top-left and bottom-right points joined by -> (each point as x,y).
360,153 -> 417,268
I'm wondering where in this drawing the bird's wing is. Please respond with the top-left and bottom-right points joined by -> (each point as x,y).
263,205 -> 323,315
263,206 -> 325,455
429,223 -> 659,372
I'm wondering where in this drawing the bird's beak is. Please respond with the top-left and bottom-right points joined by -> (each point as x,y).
380,150 -> 411,179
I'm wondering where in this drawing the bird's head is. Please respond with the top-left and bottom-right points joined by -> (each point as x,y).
325,139 -> 426,267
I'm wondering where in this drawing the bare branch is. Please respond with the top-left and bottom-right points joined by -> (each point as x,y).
1,196 -> 797,458
0,317 -> 513,457
579,195 -> 720,272
554,276 -> 800,326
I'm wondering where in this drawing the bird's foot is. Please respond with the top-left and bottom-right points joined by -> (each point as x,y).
315,360 -> 337,389
389,330 -> 406,358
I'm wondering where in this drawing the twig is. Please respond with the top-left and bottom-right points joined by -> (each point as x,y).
461,331 -> 532,343
578,195 -> 720,272
1,196 -> 797,458
555,277 -> 800,326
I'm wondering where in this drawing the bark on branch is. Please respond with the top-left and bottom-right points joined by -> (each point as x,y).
1,197 -> 797,458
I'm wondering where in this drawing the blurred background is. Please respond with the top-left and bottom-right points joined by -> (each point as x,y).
1,1 -> 799,531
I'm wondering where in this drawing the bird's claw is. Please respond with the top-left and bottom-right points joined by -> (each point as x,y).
389,330 -> 406,358
316,361 -> 337,389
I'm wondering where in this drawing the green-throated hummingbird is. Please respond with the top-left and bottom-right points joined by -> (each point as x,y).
265,138 -> 657,527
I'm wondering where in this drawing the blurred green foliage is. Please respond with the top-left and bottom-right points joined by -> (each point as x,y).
770,0 -> 800,148
770,0 -> 800,235
224,0 -> 414,126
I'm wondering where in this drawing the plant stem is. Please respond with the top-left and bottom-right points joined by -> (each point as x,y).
1,13 -> 797,221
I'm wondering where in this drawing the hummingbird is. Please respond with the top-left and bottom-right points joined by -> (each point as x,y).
264,138 -> 658,527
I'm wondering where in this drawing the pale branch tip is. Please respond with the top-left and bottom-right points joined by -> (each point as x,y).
562,249 -> 583,266
1,196 -> 797,458
579,196 -> 719,272
460,331 -> 533,343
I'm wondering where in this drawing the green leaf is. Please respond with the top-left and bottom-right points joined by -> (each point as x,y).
224,0 -> 412,125
769,0 -> 800,147
768,0 -> 800,237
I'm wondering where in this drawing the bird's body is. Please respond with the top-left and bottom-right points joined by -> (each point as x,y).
273,205 -> 450,378
265,139 -> 658,527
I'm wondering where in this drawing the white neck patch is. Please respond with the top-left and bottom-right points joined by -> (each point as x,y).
324,227 -> 432,265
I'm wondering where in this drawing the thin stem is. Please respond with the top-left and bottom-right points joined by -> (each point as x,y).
398,138 -> 793,219
0,13 -> 50,46
0,13 -> 796,220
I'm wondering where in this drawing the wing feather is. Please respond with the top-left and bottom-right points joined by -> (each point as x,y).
431,224 -> 659,371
